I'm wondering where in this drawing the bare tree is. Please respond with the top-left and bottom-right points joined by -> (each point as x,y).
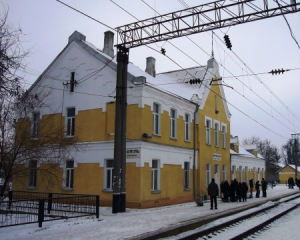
0,7 -> 82,198
282,138 -> 299,165
242,136 -> 281,164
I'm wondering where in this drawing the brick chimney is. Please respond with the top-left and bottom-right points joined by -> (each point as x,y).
103,31 -> 114,58
145,57 -> 156,77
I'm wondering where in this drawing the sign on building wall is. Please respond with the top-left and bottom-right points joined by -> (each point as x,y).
126,148 -> 141,159
213,153 -> 221,161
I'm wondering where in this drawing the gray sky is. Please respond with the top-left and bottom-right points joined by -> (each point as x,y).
2,0 -> 300,150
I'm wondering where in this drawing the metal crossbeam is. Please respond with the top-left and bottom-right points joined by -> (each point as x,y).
116,0 -> 300,48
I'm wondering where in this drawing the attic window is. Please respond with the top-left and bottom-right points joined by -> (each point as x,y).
70,72 -> 75,92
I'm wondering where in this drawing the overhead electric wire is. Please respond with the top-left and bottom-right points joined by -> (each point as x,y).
112,1 -> 290,139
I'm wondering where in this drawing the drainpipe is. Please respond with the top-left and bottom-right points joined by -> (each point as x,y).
192,103 -> 199,200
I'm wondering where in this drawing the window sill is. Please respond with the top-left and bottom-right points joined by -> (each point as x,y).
30,138 -> 39,141
151,190 -> 161,194
64,135 -> 74,138
184,188 -> 191,191
152,133 -> 162,137
215,145 -> 219,148
102,189 -> 113,193
184,139 -> 191,143
27,186 -> 36,189
206,143 -> 211,146
170,136 -> 177,140
62,188 -> 74,191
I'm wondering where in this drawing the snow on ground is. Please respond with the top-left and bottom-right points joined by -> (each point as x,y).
0,184 -> 299,240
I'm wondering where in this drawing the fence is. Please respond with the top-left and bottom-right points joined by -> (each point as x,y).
0,191 -> 99,228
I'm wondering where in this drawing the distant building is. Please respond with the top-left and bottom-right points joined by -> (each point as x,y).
277,164 -> 300,184
230,136 -> 266,184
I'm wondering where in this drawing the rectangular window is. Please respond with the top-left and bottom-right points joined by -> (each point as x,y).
184,162 -> 190,189
151,160 -> 160,191
28,160 -> 37,187
222,125 -> 226,148
170,109 -> 176,138
253,168 -> 256,183
185,114 -> 190,141
239,166 -> 242,182
245,167 -> 249,184
66,108 -> 75,136
206,119 -> 211,145
70,72 -> 75,92
206,164 -> 211,188
105,159 -> 114,190
214,122 -> 219,147
222,165 -> 226,181
153,103 -> 160,135
232,165 -> 236,179
65,160 -> 74,189
31,112 -> 40,139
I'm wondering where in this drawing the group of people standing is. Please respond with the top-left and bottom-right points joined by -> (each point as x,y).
219,179 -> 249,203
208,177 -> 268,210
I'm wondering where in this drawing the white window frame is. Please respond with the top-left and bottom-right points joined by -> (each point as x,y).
214,120 -> 220,147
239,166 -> 243,182
206,164 -> 211,188
104,159 -> 114,190
64,160 -> 74,189
221,123 -> 227,148
31,112 -> 40,139
184,113 -> 191,141
205,116 -> 212,145
170,109 -> 177,139
66,107 -> 75,137
245,166 -> 249,184
232,165 -> 236,179
184,162 -> 190,189
253,168 -> 256,183
27,160 -> 37,188
222,164 -> 226,181
153,103 -> 161,135
151,159 -> 160,191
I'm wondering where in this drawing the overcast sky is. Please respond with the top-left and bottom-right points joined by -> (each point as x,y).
2,0 -> 300,150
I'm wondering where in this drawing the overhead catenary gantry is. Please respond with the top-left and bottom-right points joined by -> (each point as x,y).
115,0 -> 300,48
112,0 -> 300,214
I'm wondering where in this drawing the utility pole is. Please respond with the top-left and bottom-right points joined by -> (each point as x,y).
112,46 -> 129,214
291,133 -> 300,181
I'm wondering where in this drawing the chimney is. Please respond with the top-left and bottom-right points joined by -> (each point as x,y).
145,57 -> 156,77
103,31 -> 114,58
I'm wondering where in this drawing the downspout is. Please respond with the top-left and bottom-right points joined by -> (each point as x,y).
192,103 -> 199,200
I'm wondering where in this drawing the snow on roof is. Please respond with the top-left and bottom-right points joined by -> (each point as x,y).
230,145 -> 264,160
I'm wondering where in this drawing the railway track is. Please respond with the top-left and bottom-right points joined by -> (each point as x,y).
174,194 -> 300,240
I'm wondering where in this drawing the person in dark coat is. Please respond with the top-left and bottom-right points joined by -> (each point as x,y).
242,182 -> 248,202
261,178 -> 267,197
223,180 -> 230,202
220,181 -> 224,201
249,179 -> 253,198
208,178 -> 219,210
255,180 -> 260,198
229,180 -> 236,202
236,182 -> 242,202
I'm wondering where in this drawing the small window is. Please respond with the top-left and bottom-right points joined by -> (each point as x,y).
206,119 -> 211,145
214,122 -> 219,147
64,160 -> 74,189
153,103 -> 160,135
152,160 -> 160,191
170,109 -> 176,138
70,72 -> 75,92
222,125 -> 226,148
28,160 -> 37,187
184,162 -> 190,189
31,112 -> 40,139
66,108 -> 75,136
105,159 -> 114,190
185,114 -> 190,141
206,164 -> 211,188
222,165 -> 226,181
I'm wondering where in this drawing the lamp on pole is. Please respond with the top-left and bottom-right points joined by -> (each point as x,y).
291,133 -> 300,181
